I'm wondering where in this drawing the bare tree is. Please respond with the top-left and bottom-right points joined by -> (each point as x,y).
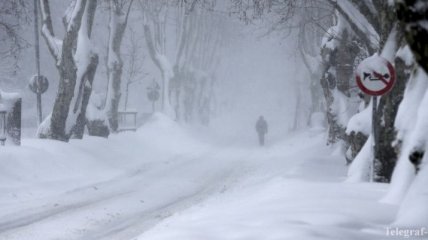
85,0 -> 135,137
138,0 -> 223,124
138,0 -> 174,116
38,0 -> 99,141
104,0 -> 134,132
0,0 -> 29,86
123,25 -> 145,111
173,0 -> 225,124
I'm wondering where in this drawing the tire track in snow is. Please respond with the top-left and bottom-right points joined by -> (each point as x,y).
0,189 -> 134,234
0,150 -> 255,240
78,157 -> 251,240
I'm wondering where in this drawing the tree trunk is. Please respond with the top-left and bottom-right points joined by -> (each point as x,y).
38,0 -> 98,141
372,12 -> 406,182
105,0 -> 133,133
72,54 -> 99,138
320,27 -> 359,145
143,24 -> 174,116
373,30 -> 408,181
396,0 -> 428,74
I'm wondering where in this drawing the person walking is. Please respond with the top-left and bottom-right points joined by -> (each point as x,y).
255,115 -> 268,146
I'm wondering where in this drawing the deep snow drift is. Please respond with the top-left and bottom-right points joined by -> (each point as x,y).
0,114 -> 405,240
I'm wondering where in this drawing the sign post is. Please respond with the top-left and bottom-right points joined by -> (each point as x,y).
355,55 -> 396,182
147,80 -> 160,113
29,75 -> 49,125
31,0 -> 49,126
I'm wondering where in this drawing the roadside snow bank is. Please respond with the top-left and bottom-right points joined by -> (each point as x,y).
0,113 -> 207,203
346,136 -> 373,183
137,162 -> 394,240
136,112 -> 208,155
394,162 -> 428,227
383,68 -> 428,205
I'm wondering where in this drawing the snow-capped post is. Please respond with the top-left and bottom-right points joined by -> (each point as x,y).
0,110 -> 6,146
0,91 -> 22,146
355,55 -> 396,182
147,79 -> 160,113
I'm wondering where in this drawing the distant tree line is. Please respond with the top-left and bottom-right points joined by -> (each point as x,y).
0,0 -> 232,140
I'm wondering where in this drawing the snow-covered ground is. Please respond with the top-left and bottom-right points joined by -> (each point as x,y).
0,114 -> 399,240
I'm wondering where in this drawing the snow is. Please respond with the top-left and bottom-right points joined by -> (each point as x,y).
65,0 -> 95,135
395,159 -> 428,227
28,74 -> 38,87
380,25 -> 398,62
63,0 -> 77,28
137,178 -> 394,240
406,89 -> 428,155
86,94 -> 106,122
0,113 -> 403,240
155,53 -> 175,117
337,0 -> 380,49
107,10 -> 120,70
346,136 -> 373,183
309,112 -> 325,131
39,0 -> 63,63
36,113 -> 52,138
357,54 -> 392,76
394,68 -> 428,142
396,45 -> 414,66
331,89 -> 357,128
382,69 -> 428,204
381,67 -> 428,230
321,13 -> 348,51
0,90 -> 20,112
67,0 -> 84,32
346,100 -> 372,136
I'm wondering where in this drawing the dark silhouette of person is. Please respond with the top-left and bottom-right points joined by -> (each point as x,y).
255,116 -> 268,146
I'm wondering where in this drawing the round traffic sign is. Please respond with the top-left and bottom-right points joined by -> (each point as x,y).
147,90 -> 160,102
29,75 -> 49,94
355,55 -> 395,96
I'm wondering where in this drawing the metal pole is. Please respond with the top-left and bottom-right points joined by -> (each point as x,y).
33,0 -> 43,125
371,96 -> 378,182
152,100 -> 155,113
37,93 -> 42,124
0,114 -> 6,146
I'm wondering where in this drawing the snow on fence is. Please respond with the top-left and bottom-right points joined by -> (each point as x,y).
118,109 -> 138,132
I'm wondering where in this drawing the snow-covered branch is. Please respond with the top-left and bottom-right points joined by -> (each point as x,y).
39,0 -> 63,62
327,0 -> 379,54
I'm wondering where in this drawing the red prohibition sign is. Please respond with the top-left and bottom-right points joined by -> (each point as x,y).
355,56 -> 396,96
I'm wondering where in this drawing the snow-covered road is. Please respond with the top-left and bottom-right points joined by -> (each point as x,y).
0,114 -> 398,240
